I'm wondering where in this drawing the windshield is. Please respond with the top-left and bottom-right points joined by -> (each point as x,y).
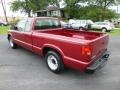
34,19 -> 61,30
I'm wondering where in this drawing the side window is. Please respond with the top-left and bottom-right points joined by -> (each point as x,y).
17,20 -> 27,31
24,19 -> 32,32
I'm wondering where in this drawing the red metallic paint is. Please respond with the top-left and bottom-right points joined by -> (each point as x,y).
8,17 -> 109,72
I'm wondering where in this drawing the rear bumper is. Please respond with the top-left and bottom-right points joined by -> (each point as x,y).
86,51 -> 110,71
64,51 -> 110,72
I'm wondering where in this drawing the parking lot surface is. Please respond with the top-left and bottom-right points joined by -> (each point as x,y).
0,35 -> 120,90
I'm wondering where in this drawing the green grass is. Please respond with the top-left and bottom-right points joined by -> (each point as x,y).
108,29 -> 120,36
0,26 -> 120,36
92,29 -> 120,36
0,26 -> 10,35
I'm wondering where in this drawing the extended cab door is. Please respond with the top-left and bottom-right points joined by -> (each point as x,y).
11,19 -> 27,47
22,18 -> 33,51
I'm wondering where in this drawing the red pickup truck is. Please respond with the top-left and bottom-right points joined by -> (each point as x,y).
8,17 -> 110,74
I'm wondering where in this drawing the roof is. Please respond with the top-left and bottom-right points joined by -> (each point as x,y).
46,5 -> 60,11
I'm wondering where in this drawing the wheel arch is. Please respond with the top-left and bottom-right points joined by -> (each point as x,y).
42,44 -> 65,61
102,27 -> 107,30
79,26 -> 83,29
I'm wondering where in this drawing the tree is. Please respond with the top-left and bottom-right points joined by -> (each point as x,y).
10,0 -> 32,17
64,0 -> 86,19
48,0 -> 61,7
85,0 -> 120,20
86,0 -> 120,9
78,6 -> 117,21
10,0 -> 49,17
29,0 -> 48,12
63,0 -> 119,20
10,0 -> 119,20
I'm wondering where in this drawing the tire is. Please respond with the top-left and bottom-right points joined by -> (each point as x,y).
85,70 -> 95,74
79,27 -> 83,31
45,51 -> 64,74
102,28 -> 107,32
9,36 -> 18,49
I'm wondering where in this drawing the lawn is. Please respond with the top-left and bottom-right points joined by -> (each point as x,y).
0,26 -> 10,35
91,28 -> 120,36
108,28 -> 120,36
0,26 -> 120,36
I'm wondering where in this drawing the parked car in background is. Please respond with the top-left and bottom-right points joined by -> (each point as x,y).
0,21 -> 8,26
90,22 -> 114,32
69,19 -> 94,30
60,21 -> 67,26
60,21 -> 72,28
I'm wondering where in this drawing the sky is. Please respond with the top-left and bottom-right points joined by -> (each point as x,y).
0,0 -> 120,17
0,0 -> 26,17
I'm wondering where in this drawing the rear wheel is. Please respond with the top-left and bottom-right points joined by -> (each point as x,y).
9,36 -> 18,49
102,28 -> 107,32
45,51 -> 64,74
79,27 -> 83,31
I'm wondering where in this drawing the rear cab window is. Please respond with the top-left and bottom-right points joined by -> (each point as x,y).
34,18 -> 61,30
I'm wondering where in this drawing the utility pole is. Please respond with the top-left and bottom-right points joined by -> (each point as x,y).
0,0 -> 8,22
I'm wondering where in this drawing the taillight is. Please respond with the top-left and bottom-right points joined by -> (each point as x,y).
82,45 -> 92,56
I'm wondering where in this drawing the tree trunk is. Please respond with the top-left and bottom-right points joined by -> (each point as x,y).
28,11 -> 31,17
104,0 -> 107,9
25,0 -> 31,17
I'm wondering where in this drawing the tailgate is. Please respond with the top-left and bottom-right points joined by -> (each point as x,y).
90,34 -> 109,61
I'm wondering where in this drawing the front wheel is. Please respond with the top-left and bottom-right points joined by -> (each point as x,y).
9,37 -> 18,49
45,51 -> 64,74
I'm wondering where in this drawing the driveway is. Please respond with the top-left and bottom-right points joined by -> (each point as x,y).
0,35 -> 120,90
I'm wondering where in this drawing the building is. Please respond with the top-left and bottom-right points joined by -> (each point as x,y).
36,5 -> 67,19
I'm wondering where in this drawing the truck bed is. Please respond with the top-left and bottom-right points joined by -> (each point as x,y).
39,29 -> 105,40
38,29 -> 109,62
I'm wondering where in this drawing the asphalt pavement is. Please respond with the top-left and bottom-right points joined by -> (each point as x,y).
0,35 -> 120,90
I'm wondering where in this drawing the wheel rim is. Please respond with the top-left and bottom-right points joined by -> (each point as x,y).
102,29 -> 106,32
79,27 -> 83,31
47,55 -> 58,70
9,38 -> 14,47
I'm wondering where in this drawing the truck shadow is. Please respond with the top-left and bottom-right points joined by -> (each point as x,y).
13,46 -> 107,79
